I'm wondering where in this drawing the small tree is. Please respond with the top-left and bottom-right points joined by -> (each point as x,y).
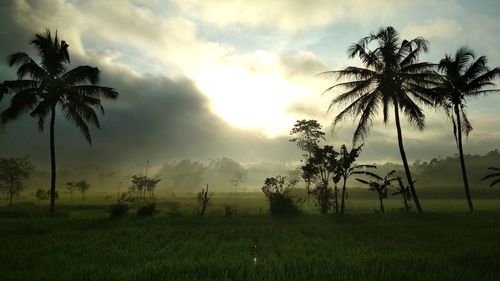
197,184 -> 212,216
130,175 -> 161,203
35,188 -> 49,200
0,156 -> 34,207
392,176 -> 412,212
290,119 -> 326,194
357,170 -> 398,214
35,188 -> 58,200
302,146 -> 338,214
75,180 -> 90,200
65,182 -> 76,203
337,144 -> 376,214
229,171 -> 247,193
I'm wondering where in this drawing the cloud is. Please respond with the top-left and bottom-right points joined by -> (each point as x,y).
173,0 -> 418,33
403,19 -> 462,39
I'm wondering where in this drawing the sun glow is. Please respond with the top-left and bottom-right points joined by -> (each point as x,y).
194,62 -> 308,138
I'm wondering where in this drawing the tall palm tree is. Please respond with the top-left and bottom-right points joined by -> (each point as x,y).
435,48 -> 500,212
321,26 -> 438,213
0,29 -> 118,216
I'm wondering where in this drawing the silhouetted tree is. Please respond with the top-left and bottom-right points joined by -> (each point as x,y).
434,47 -> 500,212
290,120 -> 326,194
0,29 -> 119,216
130,175 -> 161,203
65,181 -> 76,203
302,145 -> 338,214
262,175 -> 300,216
0,156 -> 34,207
75,180 -> 90,200
197,184 -> 211,216
321,26 -> 438,213
481,167 -> 500,187
392,176 -> 412,212
337,144 -> 376,214
357,170 -> 398,214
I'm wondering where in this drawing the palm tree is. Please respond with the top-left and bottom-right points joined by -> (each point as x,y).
434,48 -> 499,212
321,26 -> 438,213
0,29 -> 118,216
481,167 -> 500,187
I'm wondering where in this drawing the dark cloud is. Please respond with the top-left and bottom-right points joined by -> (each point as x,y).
0,3 -> 301,169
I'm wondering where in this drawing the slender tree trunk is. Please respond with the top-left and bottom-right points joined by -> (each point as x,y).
9,182 -> 13,208
340,178 -> 347,214
378,194 -> 385,214
334,183 -> 339,214
393,101 -> 423,213
49,105 -> 56,217
454,105 -> 474,212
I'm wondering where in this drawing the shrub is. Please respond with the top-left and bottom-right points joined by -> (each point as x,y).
164,201 -> 182,216
262,176 -> 301,216
109,201 -> 129,218
137,202 -> 157,217
224,204 -> 237,216
35,188 -> 58,200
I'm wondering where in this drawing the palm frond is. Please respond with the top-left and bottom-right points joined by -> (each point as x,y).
0,89 -> 40,124
70,85 -> 119,100
398,92 -> 425,130
62,105 -> 92,144
62,66 -> 100,85
460,109 -> 473,137
353,92 -> 380,143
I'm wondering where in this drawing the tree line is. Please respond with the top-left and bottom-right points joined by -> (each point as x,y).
0,26 -> 499,215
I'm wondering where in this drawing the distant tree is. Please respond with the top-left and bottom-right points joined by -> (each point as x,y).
74,180 -> 90,200
229,170 -> 247,193
65,181 -> 76,203
35,188 -> 58,200
197,184 -> 212,216
35,188 -> 50,200
0,156 -> 34,207
321,26 -> 437,213
290,119 -> 326,194
434,47 -> 500,212
337,144 -> 376,214
261,175 -> 300,216
130,175 -> 161,203
357,171 -> 398,214
481,167 -> 500,187
0,29 -> 119,216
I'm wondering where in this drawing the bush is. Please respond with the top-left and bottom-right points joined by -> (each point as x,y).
164,201 -> 182,216
137,202 -> 157,217
224,204 -> 237,216
35,188 -> 58,200
262,176 -> 301,216
109,201 -> 129,218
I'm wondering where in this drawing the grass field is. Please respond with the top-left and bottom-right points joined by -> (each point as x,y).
1,192 -> 500,281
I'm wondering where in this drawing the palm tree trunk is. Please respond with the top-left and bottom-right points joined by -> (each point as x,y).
340,178 -> 347,214
393,101 -> 423,213
49,105 -> 56,217
454,105 -> 474,212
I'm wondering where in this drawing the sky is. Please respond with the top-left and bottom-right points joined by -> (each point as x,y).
0,0 -> 499,170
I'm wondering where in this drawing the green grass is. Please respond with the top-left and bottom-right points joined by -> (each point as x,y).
1,195 -> 500,280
